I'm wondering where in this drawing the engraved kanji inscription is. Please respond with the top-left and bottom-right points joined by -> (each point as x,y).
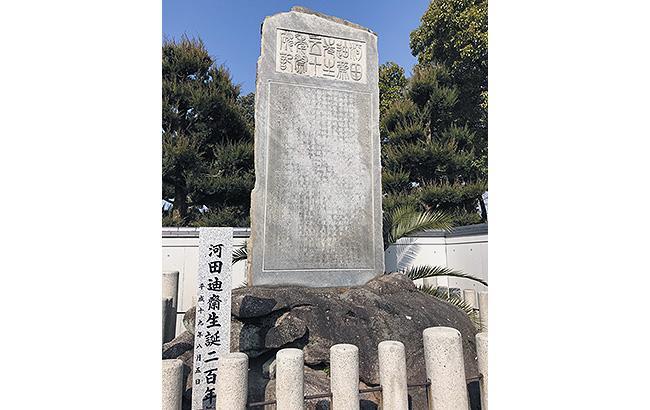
263,82 -> 374,271
192,228 -> 232,410
275,28 -> 366,84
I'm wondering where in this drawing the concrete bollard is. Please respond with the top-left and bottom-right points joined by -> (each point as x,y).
216,352 -> 249,410
162,271 -> 180,342
330,344 -> 360,410
476,332 -> 488,410
478,291 -> 488,332
422,327 -> 469,410
378,341 -> 408,410
162,271 -> 180,306
162,359 -> 184,410
276,348 -> 304,410
463,289 -> 477,309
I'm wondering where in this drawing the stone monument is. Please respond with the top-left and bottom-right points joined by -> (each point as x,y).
249,7 -> 384,287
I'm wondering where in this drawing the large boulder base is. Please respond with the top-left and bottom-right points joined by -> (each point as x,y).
166,273 -> 479,409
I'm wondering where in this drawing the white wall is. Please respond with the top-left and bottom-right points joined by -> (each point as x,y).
163,225 -> 487,336
162,227 -> 249,336
384,228 -> 488,293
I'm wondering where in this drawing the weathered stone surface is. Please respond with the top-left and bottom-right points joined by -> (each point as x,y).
330,344 -> 360,409
215,353 -> 249,410
162,331 -> 194,360
231,319 -> 265,357
423,327 -> 470,409
162,298 -> 174,344
248,7 -> 384,287
230,274 -> 479,384
235,295 -> 277,319
265,311 -> 308,348
238,273 -> 478,408
265,367 -> 331,410
183,306 -> 195,335
162,359 -> 184,410
177,350 -> 194,403
177,273 -> 479,409
264,370 -> 380,410
162,271 -> 180,343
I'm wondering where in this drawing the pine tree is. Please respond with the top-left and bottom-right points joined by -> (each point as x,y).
162,36 -> 254,226
410,0 -> 488,142
378,62 -> 408,119
380,0 -> 488,226
410,0 -> 488,179
380,63 -> 486,225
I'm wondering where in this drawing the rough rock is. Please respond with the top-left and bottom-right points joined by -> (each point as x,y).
177,349 -> 193,400
265,311 -> 308,348
230,273 -> 479,384
230,318 -> 265,356
183,307 -> 195,335
177,273 -> 479,409
162,331 -> 193,360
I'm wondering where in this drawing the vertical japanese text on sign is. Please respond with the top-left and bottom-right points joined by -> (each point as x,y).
191,228 -> 233,410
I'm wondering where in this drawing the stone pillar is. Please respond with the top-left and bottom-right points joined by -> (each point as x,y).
162,359 -> 183,410
162,270 -> 179,305
378,341 -> 408,410
330,344 -> 360,410
422,327 -> 469,410
162,271 -> 179,342
478,291 -> 488,331
162,298 -> 173,344
476,332 -> 488,410
216,352 -> 249,410
463,289 -> 477,309
276,348 -> 304,410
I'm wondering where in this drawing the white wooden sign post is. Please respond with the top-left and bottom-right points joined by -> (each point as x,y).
191,228 -> 233,410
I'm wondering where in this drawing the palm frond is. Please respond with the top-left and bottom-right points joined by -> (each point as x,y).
403,265 -> 488,286
232,241 -> 248,264
384,205 -> 453,248
418,284 -> 481,328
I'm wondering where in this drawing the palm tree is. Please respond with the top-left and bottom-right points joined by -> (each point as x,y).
232,243 -> 248,265
383,204 -> 487,326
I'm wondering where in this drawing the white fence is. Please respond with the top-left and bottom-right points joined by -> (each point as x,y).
162,228 -> 250,336
385,224 -> 488,294
162,324 -> 489,409
162,224 -> 487,337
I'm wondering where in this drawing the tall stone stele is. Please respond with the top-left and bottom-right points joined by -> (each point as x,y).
248,7 -> 384,287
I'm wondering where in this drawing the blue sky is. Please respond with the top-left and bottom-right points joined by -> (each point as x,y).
163,0 -> 431,94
